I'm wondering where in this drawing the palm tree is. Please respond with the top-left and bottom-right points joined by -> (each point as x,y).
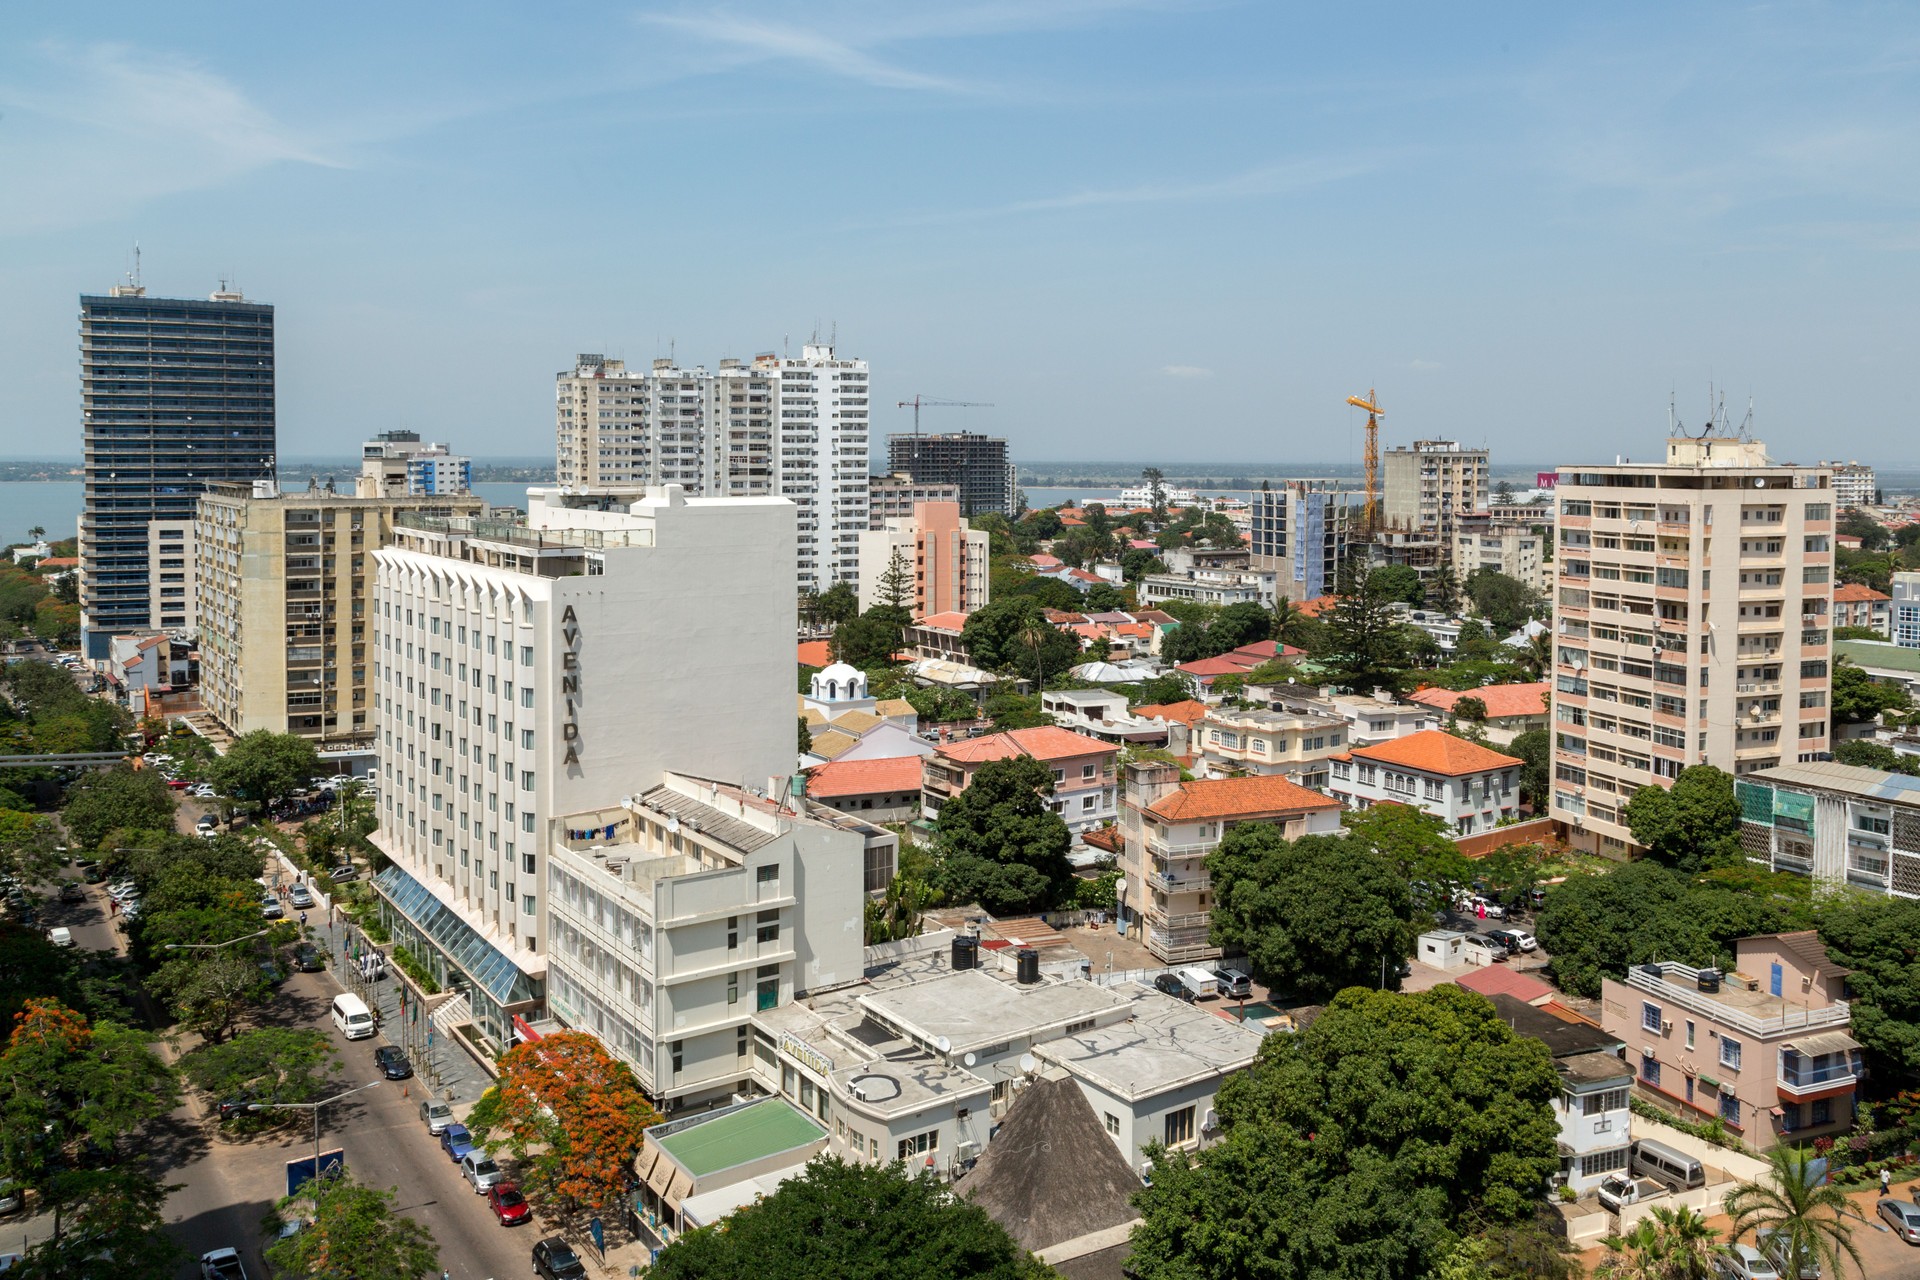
1428,561 -> 1460,612
1596,1206 -> 1722,1280
1520,629 -> 1554,679
1271,596 -> 1296,646
1724,1144 -> 1865,1278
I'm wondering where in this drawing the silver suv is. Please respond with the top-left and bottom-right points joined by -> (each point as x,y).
461,1151 -> 505,1194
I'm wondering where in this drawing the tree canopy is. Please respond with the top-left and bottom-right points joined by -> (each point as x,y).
933,755 -> 1075,915
209,730 -> 321,807
1831,657 -> 1913,724
60,766 -> 175,849
1621,765 -> 1740,872
652,1156 -> 1048,1280
1322,560 -> 1409,695
1816,892 -> 1920,1084
1368,564 -> 1424,606
1129,986 -> 1563,1280
1464,569 -> 1542,634
179,1027 -> 340,1110
960,597 -> 1080,684
1208,823 -> 1416,999
264,1173 -> 441,1280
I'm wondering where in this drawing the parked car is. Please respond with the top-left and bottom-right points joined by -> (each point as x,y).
1486,928 -> 1537,954
440,1124 -> 475,1163
288,884 -> 315,910
199,1247 -> 248,1280
1460,934 -> 1508,963
1469,895 -> 1508,920
487,1181 -> 531,1225
0,1178 -> 21,1216
58,883 -> 83,904
1711,1242 -> 1779,1279
1880,1197 -> 1920,1244
78,861 -> 103,883
195,813 -> 218,830
1757,1226 -> 1820,1279
461,1151 -> 505,1194
47,927 -> 73,949
1213,967 -> 1253,999
216,1098 -> 257,1123
1151,972 -> 1194,1002
329,864 -> 359,882
419,1099 -> 454,1135
374,1046 -> 413,1080
107,881 -> 140,901
259,896 -> 285,921
533,1237 -> 589,1280
291,943 -> 323,972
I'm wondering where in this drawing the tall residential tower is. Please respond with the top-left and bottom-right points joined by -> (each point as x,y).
1549,436 -> 1834,857
80,282 -> 275,655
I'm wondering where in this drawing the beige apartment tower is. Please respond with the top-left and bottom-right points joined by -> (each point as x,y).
195,481 -> 484,755
1382,439 -> 1488,548
1548,437 -> 1835,857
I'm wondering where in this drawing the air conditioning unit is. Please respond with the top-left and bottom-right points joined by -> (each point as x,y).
955,1140 -> 981,1162
1202,1108 -> 1219,1132
1662,1019 -> 1675,1034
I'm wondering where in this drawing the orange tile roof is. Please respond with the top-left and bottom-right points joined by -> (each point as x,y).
797,640 -> 832,667
915,611 -> 970,632
1134,700 -> 1207,726
1147,773 -> 1340,822
1833,583 -> 1890,603
1408,682 -> 1550,719
936,725 -> 1120,764
1081,825 -> 1124,854
1026,554 -> 1064,569
1293,594 -> 1339,618
36,557 -> 78,568
1349,729 -> 1523,777
804,755 -> 926,799
1453,966 -> 1555,1005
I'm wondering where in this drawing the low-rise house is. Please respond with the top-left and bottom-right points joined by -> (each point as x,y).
1477,993 -> 1632,1196
803,756 -> 925,824
1256,685 -> 1436,747
1327,730 -> 1522,834
1405,681 -> 1550,745
1038,689 -> 1170,745
104,633 -> 190,705
1195,705 -> 1348,788
922,726 -> 1120,833
905,612 -> 972,663
1117,761 -> 1343,962
1598,931 -> 1861,1151
1736,761 -> 1920,898
1832,583 -> 1892,636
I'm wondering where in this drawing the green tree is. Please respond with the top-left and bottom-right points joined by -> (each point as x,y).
1428,561 -> 1461,612
1207,824 -> 1415,998
1816,892 -> 1920,1084
1623,765 -> 1740,872
1209,601 -> 1274,654
11,1166 -> 184,1279
1323,559 -> 1409,695
263,1174 -> 441,1280
1453,694 -> 1489,723
1368,564 -> 1424,606
1508,728 -> 1550,809
1142,466 -> 1169,528
1723,1145 -> 1863,1280
0,807 -> 61,887
878,546 -> 915,613
1837,509 -> 1886,547
1130,986 -> 1562,1280
980,692 -> 1053,730
1831,656 -> 1913,723
1341,804 -> 1471,910
1125,673 -> 1195,708
179,1027 -> 340,1108
960,597 -> 1079,684
60,767 -> 175,850
1120,546 -> 1166,582
209,730 -> 322,808
1832,738 -> 1920,774
149,949 -> 270,1044
933,756 -> 1075,915
798,716 -> 812,755
1492,480 -> 1514,506
1464,568 -> 1541,634
832,609 -> 908,668
652,1156 -> 1047,1280
816,580 -> 859,627
1595,1205 -> 1721,1280
0,1000 -> 180,1188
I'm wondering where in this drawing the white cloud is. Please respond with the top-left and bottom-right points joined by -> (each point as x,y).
637,12 -> 981,93
1162,364 -> 1213,378
0,43 -> 343,237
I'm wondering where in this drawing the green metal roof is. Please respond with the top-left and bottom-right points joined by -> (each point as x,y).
1838,638 -> 1920,675
652,1098 -> 825,1178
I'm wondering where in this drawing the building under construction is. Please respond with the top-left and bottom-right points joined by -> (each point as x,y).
885,431 -> 1019,518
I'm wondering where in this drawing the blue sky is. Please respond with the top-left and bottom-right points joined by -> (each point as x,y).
2,1 -> 1917,466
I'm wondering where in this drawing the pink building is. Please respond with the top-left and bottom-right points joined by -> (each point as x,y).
921,726 -> 1120,834
858,500 -> 989,619
1599,931 -> 1860,1151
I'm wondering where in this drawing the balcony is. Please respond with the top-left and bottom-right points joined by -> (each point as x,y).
1776,1045 -> 1859,1097
1147,870 -> 1211,894
1627,963 -> 1849,1038
1145,833 -> 1220,857
1146,906 -> 1211,930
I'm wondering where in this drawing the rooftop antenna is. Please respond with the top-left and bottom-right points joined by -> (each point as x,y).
1668,389 -> 1677,436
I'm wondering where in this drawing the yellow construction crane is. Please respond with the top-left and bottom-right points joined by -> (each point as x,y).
1346,389 -> 1383,535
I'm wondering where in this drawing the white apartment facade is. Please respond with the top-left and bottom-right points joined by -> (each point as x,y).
553,344 -> 869,595
544,774 -> 868,1108
1821,461 -> 1876,511
1328,730 -> 1524,835
1453,523 -> 1547,593
368,486 -> 795,1046
1896,572 -> 1920,649
1550,437 -> 1835,857
146,518 -> 195,633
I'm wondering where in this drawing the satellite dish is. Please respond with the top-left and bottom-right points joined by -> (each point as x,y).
1019,1053 -> 1037,1075
935,1035 -> 951,1055
962,1052 -> 977,1067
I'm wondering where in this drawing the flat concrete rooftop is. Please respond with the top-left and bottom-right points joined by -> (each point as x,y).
1032,981 -> 1265,1100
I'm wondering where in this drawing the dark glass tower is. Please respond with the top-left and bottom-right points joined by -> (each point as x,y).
79,285 -> 275,657
885,430 -> 1016,518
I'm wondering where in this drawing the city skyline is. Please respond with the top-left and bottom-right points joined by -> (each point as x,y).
4,4 -> 1919,466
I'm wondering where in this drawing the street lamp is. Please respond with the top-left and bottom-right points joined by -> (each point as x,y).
164,927 -> 271,951
249,1080 -> 383,1188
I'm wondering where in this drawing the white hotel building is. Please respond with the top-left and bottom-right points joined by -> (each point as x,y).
368,486 -> 796,1047
553,343 -> 870,596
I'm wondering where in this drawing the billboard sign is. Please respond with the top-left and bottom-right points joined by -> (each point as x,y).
286,1148 -> 346,1197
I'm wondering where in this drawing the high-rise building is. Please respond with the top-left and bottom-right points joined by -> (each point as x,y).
1549,436 -> 1835,858
856,501 -> 990,618
1381,439 -> 1488,550
885,431 -> 1017,519
553,344 -> 868,593
368,485 -> 795,1041
146,519 -> 196,634
80,283 -> 275,657
1248,482 -> 1355,600
196,481 -> 485,762
1820,460 -> 1877,511
357,431 -> 472,498
1892,572 -> 1920,649
868,473 -> 960,529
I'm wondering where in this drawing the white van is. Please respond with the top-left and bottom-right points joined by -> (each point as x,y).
331,993 -> 375,1040
1631,1138 -> 1706,1192
1178,967 -> 1219,1000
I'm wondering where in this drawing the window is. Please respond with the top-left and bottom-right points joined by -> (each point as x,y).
1685,1020 -> 1695,1049
1580,1148 -> 1629,1177
1719,1091 -> 1740,1125
757,922 -> 779,944
1641,1001 -> 1663,1033
897,1130 -> 938,1160
1640,1056 -> 1660,1087
1082,762 -> 1096,780
728,973 -> 739,1005
1720,1036 -> 1742,1070
1810,1098 -> 1832,1126
521,771 -> 534,791
521,729 -> 534,750
523,895 -> 535,915
1164,1106 -> 1196,1146
1779,1102 -> 1801,1131
1104,1113 -> 1120,1136
522,686 -> 534,708
1581,1088 -> 1629,1115
757,864 -> 778,884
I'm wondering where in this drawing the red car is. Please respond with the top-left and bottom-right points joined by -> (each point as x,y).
487,1182 -> 531,1226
